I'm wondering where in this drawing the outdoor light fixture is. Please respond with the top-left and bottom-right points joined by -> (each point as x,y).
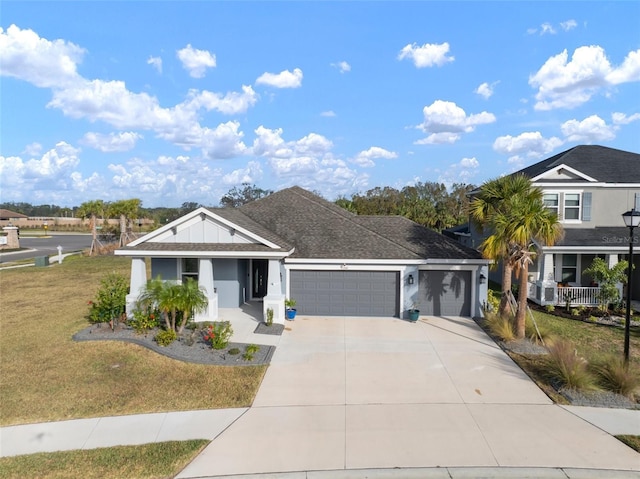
479,273 -> 487,284
621,208 -> 640,366
407,274 -> 414,285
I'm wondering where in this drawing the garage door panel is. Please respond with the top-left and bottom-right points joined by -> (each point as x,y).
290,270 -> 398,317
417,270 -> 471,317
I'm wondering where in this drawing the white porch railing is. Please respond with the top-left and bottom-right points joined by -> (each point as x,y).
557,287 -> 600,307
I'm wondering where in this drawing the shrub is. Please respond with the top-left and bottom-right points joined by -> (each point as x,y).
266,308 -> 274,326
543,339 -> 596,390
154,329 -> 177,346
545,304 -> 555,313
204,321 -> 234,350
243,344 -> 260,361
571,308 -> 580,317
87,272 -> 129,324
525,317 -> 553,345
486,289 -> 500,312
129,308 -> 159,333
590,356 -> 640,399
228,348 -> 241,355
484,312 -> 515,342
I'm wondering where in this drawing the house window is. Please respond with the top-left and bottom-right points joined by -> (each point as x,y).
561,254 -> 577,283
564,193 -> 580,220
181,258 -> 198,283
543,193 -> 559,216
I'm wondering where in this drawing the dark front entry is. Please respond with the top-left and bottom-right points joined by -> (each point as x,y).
417,270 -> 471,316
290,270 -> 399,317
252,259 -> 268,298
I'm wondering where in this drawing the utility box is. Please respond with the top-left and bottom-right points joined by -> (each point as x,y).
35,256 -> 49,267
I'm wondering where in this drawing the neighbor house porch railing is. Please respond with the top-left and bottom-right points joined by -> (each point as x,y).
556,286 -> 600,307
527,281 -> 611,307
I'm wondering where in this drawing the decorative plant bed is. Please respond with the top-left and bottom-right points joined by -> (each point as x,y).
73,323 -> 275,366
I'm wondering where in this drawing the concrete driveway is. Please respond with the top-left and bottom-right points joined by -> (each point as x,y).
178,316 -> 639,477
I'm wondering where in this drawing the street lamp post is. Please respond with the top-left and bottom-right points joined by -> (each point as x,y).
622,208 -> 640,366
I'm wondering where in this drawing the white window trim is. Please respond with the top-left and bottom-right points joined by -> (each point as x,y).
543,190 -> 583,224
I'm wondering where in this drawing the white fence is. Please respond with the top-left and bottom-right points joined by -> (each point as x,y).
556,287 -> 601,306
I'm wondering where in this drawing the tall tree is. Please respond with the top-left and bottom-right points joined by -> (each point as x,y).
470,175 -> 545,317
495,194 -> 563,338
220,184 -> 273,207
108,199 -> 142,246
77,200 -> 106,255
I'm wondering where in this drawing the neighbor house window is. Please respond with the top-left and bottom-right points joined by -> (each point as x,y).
181,258 -> 198,283
543,193 -> 559,216
561,254 -> 577,283
564,193 -> 581,220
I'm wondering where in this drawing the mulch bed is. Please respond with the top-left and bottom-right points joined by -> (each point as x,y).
73,323 -> 276,366
254,322 -> 285,335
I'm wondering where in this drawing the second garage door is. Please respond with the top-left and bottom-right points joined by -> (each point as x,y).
290,270 -> 399,317
416,270 -> 471,316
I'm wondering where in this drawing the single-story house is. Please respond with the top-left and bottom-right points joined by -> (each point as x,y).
115,187 -> 489,323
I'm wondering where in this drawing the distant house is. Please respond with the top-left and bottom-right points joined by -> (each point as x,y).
116,186 -> 489,323
0,209 -> 28,221
463,145 -> 640,306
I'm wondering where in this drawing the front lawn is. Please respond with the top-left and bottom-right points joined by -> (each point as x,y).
0,255 -> 266,426
0,440 -> 208,479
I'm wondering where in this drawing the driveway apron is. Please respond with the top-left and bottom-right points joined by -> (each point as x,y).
177,316 -> 640,478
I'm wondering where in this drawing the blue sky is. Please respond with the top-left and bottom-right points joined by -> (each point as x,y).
1,1 -> 639,208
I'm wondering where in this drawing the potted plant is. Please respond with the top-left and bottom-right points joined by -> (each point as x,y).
285,298 -> 297,320
408,304 -> 420,322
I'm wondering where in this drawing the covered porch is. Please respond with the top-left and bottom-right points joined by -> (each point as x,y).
527,249 -> 637,307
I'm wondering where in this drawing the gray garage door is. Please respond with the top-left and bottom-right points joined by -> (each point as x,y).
290,270 -> 399,317
416,270 -> 471,316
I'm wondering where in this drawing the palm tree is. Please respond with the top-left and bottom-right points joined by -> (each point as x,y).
175,278 -> 208,334
137,276 -> 208,333
470,175 -> 540,316
490,194 -> 563,338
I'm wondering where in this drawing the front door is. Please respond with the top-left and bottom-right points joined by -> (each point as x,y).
252,259 -> 268,298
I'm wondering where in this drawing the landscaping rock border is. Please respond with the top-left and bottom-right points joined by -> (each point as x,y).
73,323 -> 275,366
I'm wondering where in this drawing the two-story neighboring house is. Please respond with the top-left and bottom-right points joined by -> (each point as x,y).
458,145 -> 640,307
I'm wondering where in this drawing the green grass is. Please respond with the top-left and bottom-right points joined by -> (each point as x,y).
501,308 -> 640,401
616,435 -> 640,453
0,255 -> 267,426
0,440 -> 208,479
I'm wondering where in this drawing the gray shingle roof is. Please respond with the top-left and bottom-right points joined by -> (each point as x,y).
238,186 -> 481,260
554,227 -> 633,248
517,145 -> 640,183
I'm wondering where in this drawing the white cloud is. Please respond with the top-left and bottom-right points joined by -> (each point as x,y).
612,112 -> 640,125
0,24 -> 84,89
182,85 -> 258,115
560,115 -> 616,143
415,100 -> 496,144
176,44 -> 216,78
438,156 -> 480,185
560,19 -> 577,31
493,132 -> 563,166
321,110 -> 336,117
398,42 -> 454,68
0,142 -> 82,201
475,81 -> 498,99
23,142 -> 42,156
352,147 -> 398,168
81,131 -> 142,152
222,161 -> 263,185
530,45 -> 640,110
331,61 -> 351,73
540,23 -> 556,35
255,68 -> 303,88
147,56 -> 162,74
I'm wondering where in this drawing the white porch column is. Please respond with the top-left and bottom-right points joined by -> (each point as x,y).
263,259 -> 285,323
125,257 -> 147,316
607,254 -> 619,268
539,253 -> 555,282
539,253 -> 557,306
196,258 -> 218,321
